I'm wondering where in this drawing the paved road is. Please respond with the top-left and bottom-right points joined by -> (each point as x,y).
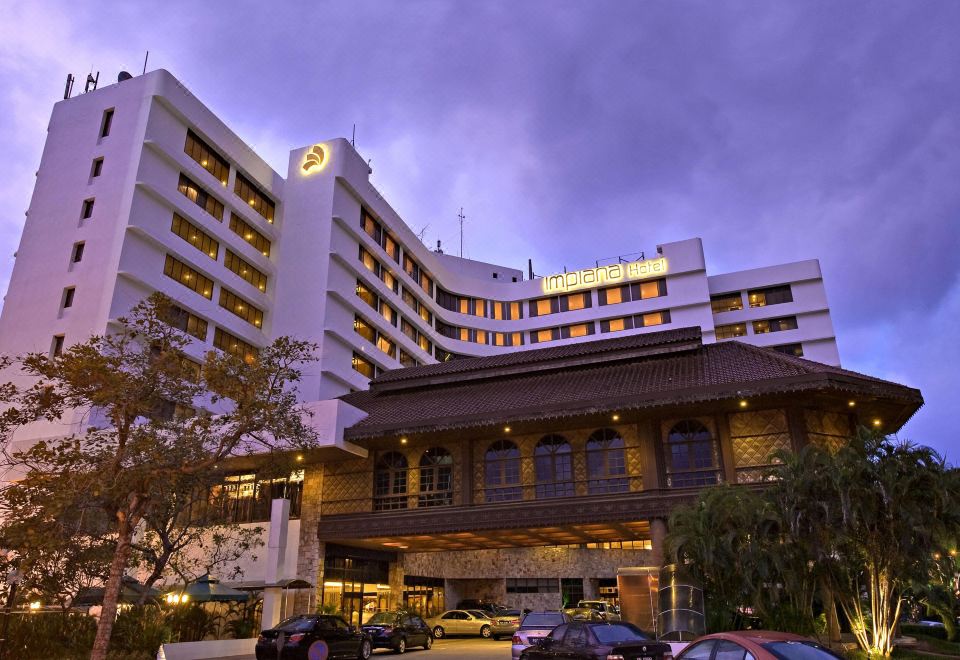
374,637 -> 512,658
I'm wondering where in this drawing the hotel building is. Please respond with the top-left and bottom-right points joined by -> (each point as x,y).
0,68 -> 909,628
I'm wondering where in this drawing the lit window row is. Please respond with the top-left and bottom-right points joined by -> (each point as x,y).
178,174 -> 224,221
402,287 -> 433,325
356,280 -> 397,327
401,318 -> 433,355
360,246 -> 399,293
184,130 -> 229,185
352,352 -> 379,379
711,284 -> 793,314
403,254 -> 434,297
599,278 -> 667,306
234,172 -> 275,224
214,327 -> 258,363
170,213 -> 218,260
164,254 -> 213,299
219,288 -> 263,328
772,343 -> 803,357
529,291 -> 592,317
436,289 -> 524,320
716,315 -> 799,339
224,249 -> 267,292
354,315 -> 397,359
162,303 -> 209,341
530,322 -> 595,344
362,209 -> 400,263
599,310 -> 672,333
229,213 -> 271,257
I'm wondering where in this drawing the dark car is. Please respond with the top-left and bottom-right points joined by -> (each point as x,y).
457,599 -> 507,615
256,614 -> 372,660
520,621 -> 671,660
361,610 -> 433,653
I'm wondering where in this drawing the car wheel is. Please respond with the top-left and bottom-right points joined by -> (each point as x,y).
359,639 -> 372,660
424,634 -> 433,650
394,636 -> 406,654
480,625 -> 492,638
432,626 -> 445,639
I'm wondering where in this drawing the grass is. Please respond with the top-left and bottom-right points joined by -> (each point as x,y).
911,634 -> 960,656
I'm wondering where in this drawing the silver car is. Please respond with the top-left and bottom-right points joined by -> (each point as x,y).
426,609 -> 496,639
490,609 -> 523,640
577,600 -> 621,621
511,611 -> 572,659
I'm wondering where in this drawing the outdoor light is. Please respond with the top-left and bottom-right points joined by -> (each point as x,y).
739,400 -> 748,408
848,400 -> 856,407
400,437 -> 408,445
296,454 -> 304,462
872,419 -> 882,427
29,601 -> 41,610
612,414 -> 620,422
504,426 -> 511,433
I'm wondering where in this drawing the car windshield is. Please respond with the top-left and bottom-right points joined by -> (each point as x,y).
762,641 -> 842,660
591,623 -> 649,644
581,602 -> 603,610
522,613 -> 566,629
365,612 -> 396,625
468,610 -> 488,619
277,616 -> 317,632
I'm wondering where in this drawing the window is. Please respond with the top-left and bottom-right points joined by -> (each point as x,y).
716,640 -> 750,660
534,435 -> 574,498
506,578 -> 559,594
361,209 -> 400,262
561,322 -> 594,339
51,335 -> 65,358
164,255 -> 213,299
219,288 -> 263,328
81,198 -> 95,220
99,108 -> 114,138
229,213 -> 271,256
748,285 -> 793,308
492,332 -> 523,347
178,174 -> 224,220
352,352 -> 377,379
379,299 -> 398,327
666,420 -> 720,488
598,278 -> 667,305
561,292 -> 591,312
354,316 -> 376,343
404,255 -> 433,296
491,300 -> 523,320
715,323 -> 747,339
402,287 -> 432,325
531,297 -> 557,317
71,242 -> 85,263
772,343 -> 804,357
195,470 -> 303,524
374,451 -> 408,511
356,280 -> 377,309
485,440 -> 521,502
560,579 -> 585,610
91,158 -> 103,178
418,447 -> 453,507
399,349 -> 417,368
753,316 -> 798,334
681,641 -> 717,660
213,327 -> 258,362
184,130 -> 230,184
359,246 -> 398,293
234,172 -> 275,223
224,250 -> 267,292
171,213 -> 219,259
711,292 -> 743,313
376,335 -> 396,359
61,287 -> 75,309
600,317 -> 630,333
638,310 -> 671,327
435,347 -> 465,362
586,428 -> 628,494
531,327 -> 560,344
162,304 -> 208,341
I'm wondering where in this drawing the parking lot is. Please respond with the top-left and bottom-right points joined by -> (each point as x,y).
373,637 -> 512,658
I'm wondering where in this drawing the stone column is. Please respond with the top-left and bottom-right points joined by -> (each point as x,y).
262,498 -> 290,629
650,518 -> 668,567
295,467 -> 325,613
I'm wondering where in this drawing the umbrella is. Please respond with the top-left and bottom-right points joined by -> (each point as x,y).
74,576 -> 161,607
167,574 -> 250,603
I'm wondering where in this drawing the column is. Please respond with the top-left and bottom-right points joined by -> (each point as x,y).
650,517 -> 668,567
262,498 -> 290,629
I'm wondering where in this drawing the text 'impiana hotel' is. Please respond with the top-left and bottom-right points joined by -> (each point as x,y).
0,68 -> 839,420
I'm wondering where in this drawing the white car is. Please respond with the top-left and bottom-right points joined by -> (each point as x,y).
577,600 -> 621,621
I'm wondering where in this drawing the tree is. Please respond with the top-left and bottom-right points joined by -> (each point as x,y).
0,294 -> 319,660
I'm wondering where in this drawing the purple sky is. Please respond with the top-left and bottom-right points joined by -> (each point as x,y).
0,2 -> 957,459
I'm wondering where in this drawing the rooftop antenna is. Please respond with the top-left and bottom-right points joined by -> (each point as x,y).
416,225 -> 429,243
63,74 -> 75,100
458,207 -> 466,258
351,124 -> 356,147
84,71 -> 99,93
142,51 -> 149,75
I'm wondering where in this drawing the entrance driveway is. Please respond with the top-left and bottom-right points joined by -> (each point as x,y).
374,637 -> 511,658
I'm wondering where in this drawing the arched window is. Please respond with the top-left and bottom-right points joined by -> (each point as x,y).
374,451 -> 408,511
534,435 -> 574,498
418,447 -> 454,507
666,420 -> 720,487
586,428 -> 628,494
485,440 -> 521,502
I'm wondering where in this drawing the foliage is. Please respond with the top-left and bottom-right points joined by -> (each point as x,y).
0,611 -> 97,660
109,605 -> 173,658
0,293 -> 319,660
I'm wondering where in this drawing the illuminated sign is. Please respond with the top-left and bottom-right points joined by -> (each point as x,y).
301,144 -> 329,174
542,257 -> 668,294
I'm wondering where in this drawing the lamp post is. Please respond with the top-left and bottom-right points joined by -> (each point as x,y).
0,566 -> 22,660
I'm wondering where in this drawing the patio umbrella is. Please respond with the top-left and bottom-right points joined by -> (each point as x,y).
74,576 -> 161,606
168,574 -> 250,603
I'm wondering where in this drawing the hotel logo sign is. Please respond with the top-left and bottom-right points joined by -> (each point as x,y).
302,144 -> 328,174
542,257 -> 668,294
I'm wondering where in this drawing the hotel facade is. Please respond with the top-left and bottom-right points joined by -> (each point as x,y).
0,69 -> 917,628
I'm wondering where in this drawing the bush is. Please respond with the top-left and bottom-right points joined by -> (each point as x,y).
1,611 -> 97,659
109,606 -> 173,658
901,624 -> 948,640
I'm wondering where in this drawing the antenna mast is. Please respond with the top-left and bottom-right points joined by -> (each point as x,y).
458,207 -> 466,258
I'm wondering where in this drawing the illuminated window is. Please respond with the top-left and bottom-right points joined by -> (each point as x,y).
178,174 -> 224,221
224,250 -> 268,292
772,343 -> 804,357
563,292 -> 590,311
532,328 -> 559,344
164,255 -> 213,299
374,451 -> 408,511
485,440 -> 521,502
399,350 -> 417,368
184,130 -> 230,184
356,280 -> 377,309
586,429 -> 628,494
198,470 -> 303,524
383,234 -> 400,263
213,327 -> 258,362
710,292 -> 743,314
161,304 -> 208,341
748,285 -> 793,308
511,332 -> 524,346
561,322 -> 594,339
382,269 -> 398,293
715,323 -> 747,340
171,213 -> 219,259
354,316 -> 376,343
752,316 -> 798,334
638,310 -> 670,327
377,335 -> 397,359
458,298 -> 469,314
360,246 -> 379,275
418,334 -> 432,354
601,286 -> 625,305
362,209 -> 400,262
510,302 -> 522,320
638,281 -> 661,299
599,279 -> 667,306
218,288 -> 263,328
493,332 -> 506,346
379,300 -> 397,327
229,214 -> 271,256
476,329 -> 487,344
534,435 -> 574,498
234,172 -> 275,223
418,447 -> 454,507
352,352 -> 377,379
601,317 -> 630,333
534,298 -> 554,316
666,420 -> 720,488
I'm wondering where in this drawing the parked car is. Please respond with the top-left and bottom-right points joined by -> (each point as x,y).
426,609 -> 496,638
256,614 -> 372,660
491,609 -> 523,640
564,607 -> 605,622
521,621 -> 670,660
512,611 -> 573,660
360,610 -> 433,653
674,631 -> 844,660
456,599 -> 507,615
577,600 -> 621,621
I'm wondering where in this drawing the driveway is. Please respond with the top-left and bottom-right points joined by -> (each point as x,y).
218,637 -> 512,660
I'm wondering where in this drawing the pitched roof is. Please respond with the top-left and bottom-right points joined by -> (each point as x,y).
340,327 -> 922,440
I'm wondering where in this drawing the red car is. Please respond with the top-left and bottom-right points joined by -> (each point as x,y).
674,631 -> 842,660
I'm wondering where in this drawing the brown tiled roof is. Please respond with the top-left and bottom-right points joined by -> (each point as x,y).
340,328 -> 922,440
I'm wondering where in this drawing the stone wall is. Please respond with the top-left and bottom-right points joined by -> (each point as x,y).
293,467 -> 324,612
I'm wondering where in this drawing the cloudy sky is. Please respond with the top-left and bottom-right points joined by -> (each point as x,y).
0,1 -> 957,458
